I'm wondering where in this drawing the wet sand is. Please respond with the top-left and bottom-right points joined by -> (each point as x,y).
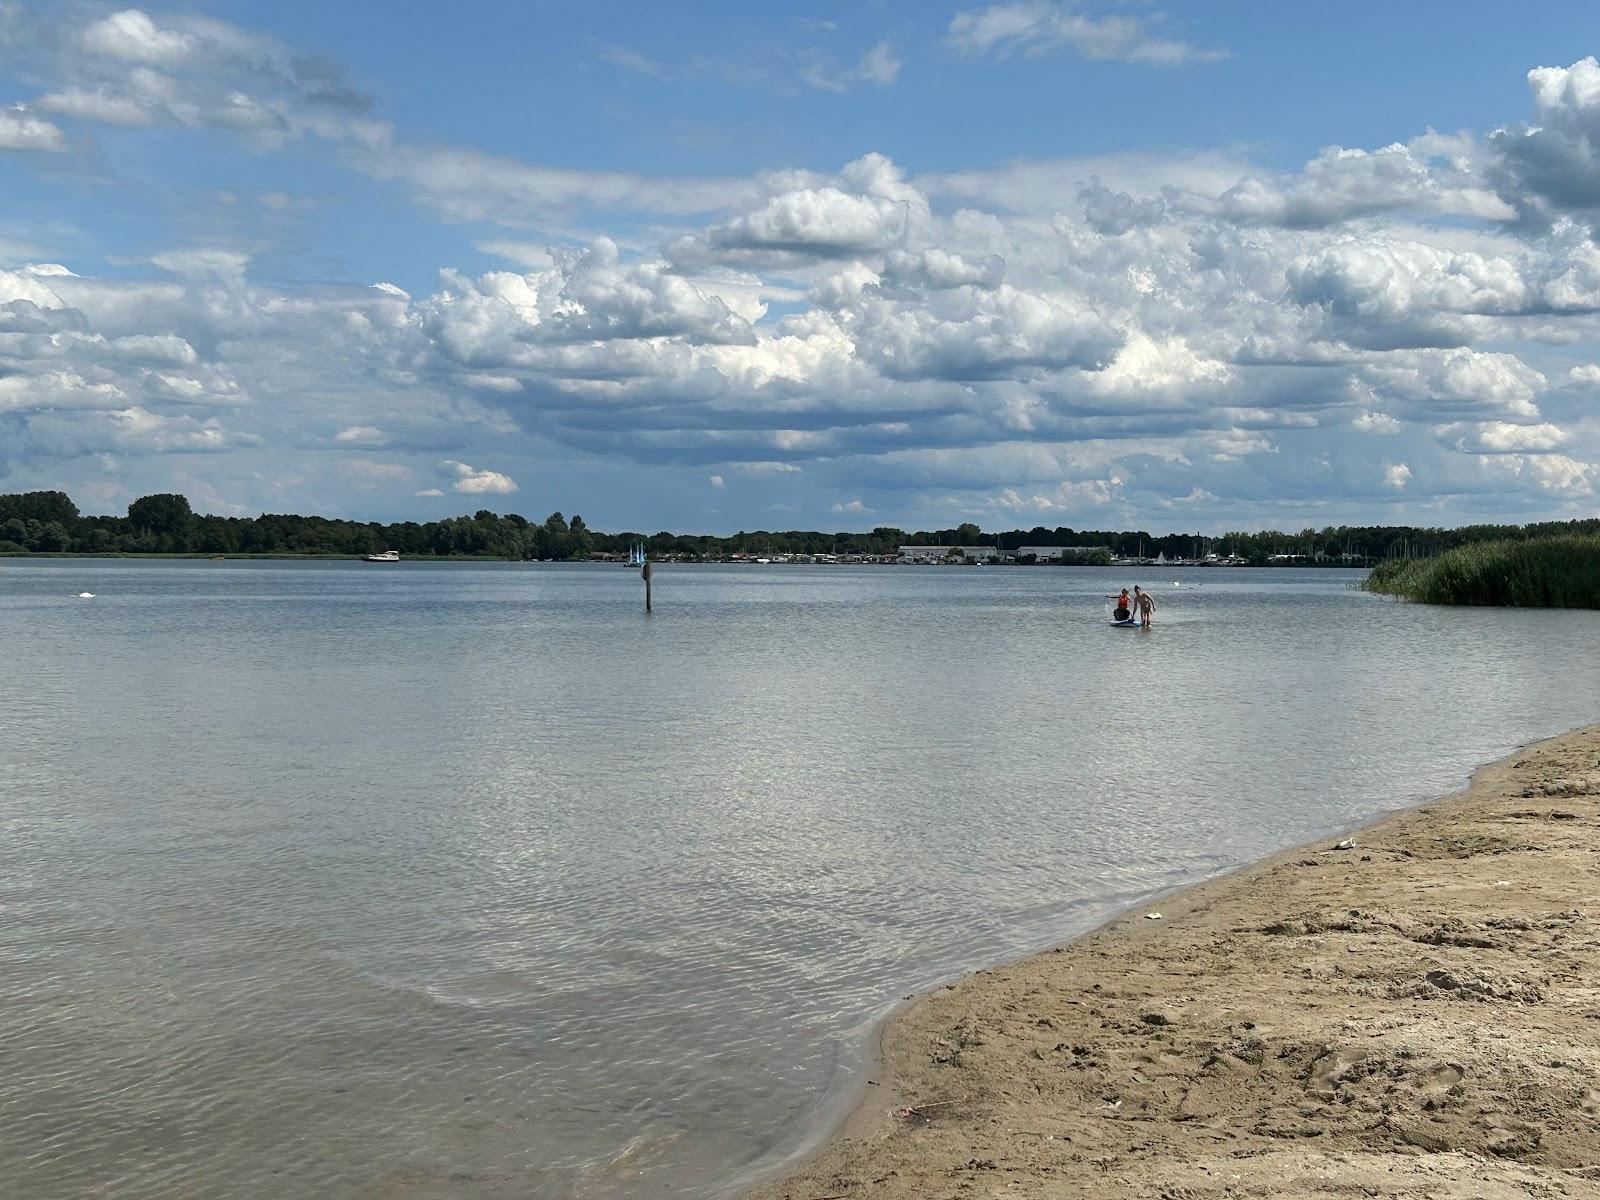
746,724 -> 1600,1199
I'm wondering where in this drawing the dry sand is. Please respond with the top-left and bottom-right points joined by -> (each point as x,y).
745,725 -> 1600,1199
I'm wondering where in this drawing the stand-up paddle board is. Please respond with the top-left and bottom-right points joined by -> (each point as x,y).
1110,617 -> 1138,627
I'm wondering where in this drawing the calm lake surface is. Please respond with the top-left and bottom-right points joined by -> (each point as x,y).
5,560 -> 1599,1198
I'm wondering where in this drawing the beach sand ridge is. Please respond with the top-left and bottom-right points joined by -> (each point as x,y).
746,725 -> 1600,1199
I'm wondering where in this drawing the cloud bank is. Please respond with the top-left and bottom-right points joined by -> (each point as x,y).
3,7 -> 1600,530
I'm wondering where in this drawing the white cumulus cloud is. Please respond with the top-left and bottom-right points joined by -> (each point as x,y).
334,425 -> 388,446
1438,421 -> 1567,453
441,460 -> 518,494
0,107 -> 67,152
1353,411 -> 1403,434
80,9 -> 197,64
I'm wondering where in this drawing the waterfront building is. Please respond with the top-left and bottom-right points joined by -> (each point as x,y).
898,545 -> 999,563
1016,546 -> 1103,562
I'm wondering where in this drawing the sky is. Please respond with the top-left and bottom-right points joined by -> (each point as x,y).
6,3 -> 1600,533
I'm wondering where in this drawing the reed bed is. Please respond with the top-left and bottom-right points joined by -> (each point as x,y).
1363,534 -> 1600,607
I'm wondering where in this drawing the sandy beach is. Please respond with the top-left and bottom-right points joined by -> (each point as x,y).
746,724 -> 1600,1199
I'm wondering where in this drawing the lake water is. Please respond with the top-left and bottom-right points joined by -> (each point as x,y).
4,560 -> 1599,1198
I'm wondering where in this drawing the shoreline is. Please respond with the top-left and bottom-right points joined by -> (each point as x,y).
0,554 -> 1365,569
743,723 -> 1600,1199
0,552 -> 515,561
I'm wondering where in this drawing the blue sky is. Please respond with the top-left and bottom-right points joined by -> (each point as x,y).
6,2 -> 1600,532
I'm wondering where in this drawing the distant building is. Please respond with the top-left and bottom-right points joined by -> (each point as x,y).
898,545 -> 999,563
1016,545 -> 1103,562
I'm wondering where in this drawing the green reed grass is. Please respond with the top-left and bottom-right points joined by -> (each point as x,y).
1363,534 -> 1600,607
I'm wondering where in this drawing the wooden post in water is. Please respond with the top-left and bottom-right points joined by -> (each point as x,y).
641,557 -> 652,613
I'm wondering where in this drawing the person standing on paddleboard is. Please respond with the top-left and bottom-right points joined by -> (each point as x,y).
1134,585 -> 1156,628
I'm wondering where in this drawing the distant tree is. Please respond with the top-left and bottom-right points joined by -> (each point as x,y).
80,525 -> 115,553
0,490 -> 78,525
567,514 -> 593,559
128,493 -> 194,537
30,521 -> 70,553
956,522 -> 981,543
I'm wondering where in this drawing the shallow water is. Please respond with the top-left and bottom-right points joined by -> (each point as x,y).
3,561 -> 1597,1198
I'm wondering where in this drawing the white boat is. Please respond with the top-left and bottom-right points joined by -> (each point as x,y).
625,542 -> 647,568
363,550 -> 400,562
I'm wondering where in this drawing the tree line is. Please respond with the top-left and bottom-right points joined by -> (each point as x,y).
3,490 -> 1599,565
0,491 -> 600,559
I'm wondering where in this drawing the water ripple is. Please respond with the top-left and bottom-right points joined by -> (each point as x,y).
1,561 -> 1597,1197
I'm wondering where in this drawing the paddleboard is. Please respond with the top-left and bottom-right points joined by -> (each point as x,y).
1109,618 -> 1138,627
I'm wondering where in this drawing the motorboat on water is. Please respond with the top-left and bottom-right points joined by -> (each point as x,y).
363,550 -> 400,562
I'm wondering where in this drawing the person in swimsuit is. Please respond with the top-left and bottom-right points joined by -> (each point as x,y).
1134,585 -> 1156,628
1110,588 -> 1131,621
